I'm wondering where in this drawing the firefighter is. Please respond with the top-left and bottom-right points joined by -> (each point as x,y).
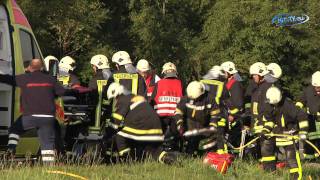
249,62 -> 277,169
112,51 -> 146,96
88,54 -> 113,90
136,59 -> 160,99
1,59 -> 65,164
58,56 -> 81,89
245,62 -> 283,125
106,82 -> 178,164
175,81 -> 226,155
150,62 -> 183,151
87,54 -> 114,132
220,61 -> 244,148
296,71 -> 320,160
201,65 -> 229,106
263,86 -> 308,179
220,61 -> 244,123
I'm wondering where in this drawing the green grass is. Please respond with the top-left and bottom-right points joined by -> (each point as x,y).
0,158 -> 319,180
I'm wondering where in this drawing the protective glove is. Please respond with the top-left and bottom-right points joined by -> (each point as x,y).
299,134 -> 307,141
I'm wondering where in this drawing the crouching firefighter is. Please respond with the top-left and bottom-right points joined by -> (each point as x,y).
262,87 -> 308,180
174,81 -> 227,155
295,71 -> 320,160
1,59 -> 66,165
106,82 -> 178,164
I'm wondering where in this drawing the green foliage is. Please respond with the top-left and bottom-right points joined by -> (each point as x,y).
194,0 -> 320,97
18,0 -> 320,96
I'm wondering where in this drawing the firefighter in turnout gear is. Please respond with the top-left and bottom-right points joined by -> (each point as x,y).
174,81 -> 227,155
87,54 -> 114,134
220,61 -> 244,149
263,87 -> 308,180
296,71 -> 320,160
249,62 -> 277,171
112,51 -> 146,96
244,62 -> 283,125
106,82 -> 178,164
201,65 -> 229,106
58,56 -> 81,89
221,61 -> 244,119
150,62 -> 183,150
136,59 -> 160,99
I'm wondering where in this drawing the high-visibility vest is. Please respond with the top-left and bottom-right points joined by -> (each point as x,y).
201,79 -> 224,105
113,73 -> 139,95
58,75 -> 70,86
154,79 -> 183,117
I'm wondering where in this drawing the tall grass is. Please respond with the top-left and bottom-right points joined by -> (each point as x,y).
0,157 -> 319,180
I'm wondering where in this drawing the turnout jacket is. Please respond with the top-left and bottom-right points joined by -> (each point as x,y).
225,77 -> 244,116
0,71 -> 65,116
296,85 -> 320,117
250,81 -> 275,133
296,85 -> 320,140
174,92 -> 225,130
263,98 -> 309,146
111,94 -> 164,141
58,73 -> 80,88
200,79 -> 229,106
113,66 -> 146,96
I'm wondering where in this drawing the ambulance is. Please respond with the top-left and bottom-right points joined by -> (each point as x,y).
0,0 -> 44,157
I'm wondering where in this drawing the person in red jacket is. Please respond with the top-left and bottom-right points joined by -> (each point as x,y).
150,62 -> 183,150
136,59 -> 160,100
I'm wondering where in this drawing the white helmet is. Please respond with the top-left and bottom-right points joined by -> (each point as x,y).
203,65 -> 224,79
107,82 -> 125,99
267,63 -> 282,79
91,54 -> 110,69
221,61 -> 238,74
312,71 -> 320,87
162,62 -> 177,74
266,86 -> 282,105
249,62 -> 268,76
59,56 -> 76,72
136,59 -> 151,72
112,51 -> 132,65
44,55 -> 58,71
186,81 -> 205,99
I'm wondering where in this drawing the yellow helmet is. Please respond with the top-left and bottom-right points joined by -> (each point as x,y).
44,55 -> 58,71
136,59 -> 151,72
186,81 -> 205,99
312,71 -> 320,87
112,51 -> 132,65
221,61 -> 238,74
249,62 -> 268,76
162,62 -> 177,74
267,63 -> 282,79
91,54 -> 110,69
266,86 -> 282,105
107,82 -> 125,99
59,56 -> 76,71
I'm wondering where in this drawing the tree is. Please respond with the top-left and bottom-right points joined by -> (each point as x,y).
193,0 -> 320,96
